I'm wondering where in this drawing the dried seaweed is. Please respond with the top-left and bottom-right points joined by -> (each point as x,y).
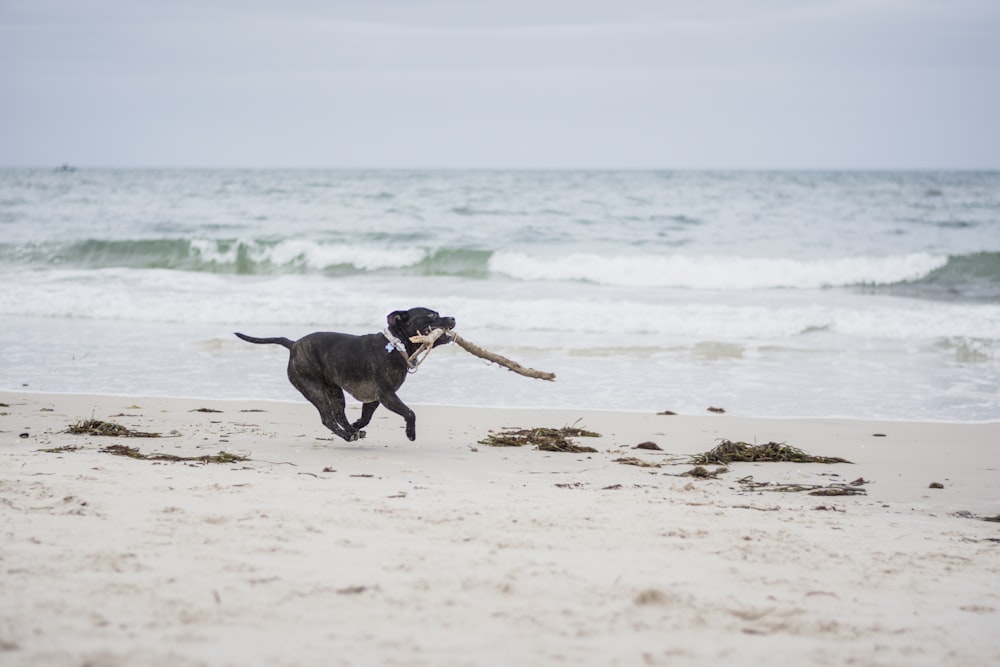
38,445 -> 82,453
737,475 -> 866,495
99,444 -> 247,464
690,440 -> 851,465
681,465 -> 728,478
478,425 -> 600,453
614,456 -> 661,468
808,487 -> 866,496
538,440 -> 599,453
66,419 -> 161,438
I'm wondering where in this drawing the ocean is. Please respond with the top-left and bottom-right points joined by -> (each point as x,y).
1,168 -> 998,422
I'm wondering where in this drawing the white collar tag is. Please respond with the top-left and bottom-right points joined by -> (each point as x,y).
382,328 -> 408,355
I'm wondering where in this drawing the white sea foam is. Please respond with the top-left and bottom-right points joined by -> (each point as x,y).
189,238 -> 428,271
5,268 -> 997,347
264,240 -> 427,271
488,252 -> 949,289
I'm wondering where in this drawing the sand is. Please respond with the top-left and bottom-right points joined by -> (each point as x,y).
1,390 -> 998,666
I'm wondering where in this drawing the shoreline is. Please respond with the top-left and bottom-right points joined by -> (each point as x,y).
7,386 -> 999,426
2,391 -> 999,665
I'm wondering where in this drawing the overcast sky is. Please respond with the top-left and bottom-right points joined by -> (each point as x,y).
2,0 -> 998,169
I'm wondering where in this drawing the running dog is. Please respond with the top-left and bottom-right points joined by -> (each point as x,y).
235,307 -> 455,442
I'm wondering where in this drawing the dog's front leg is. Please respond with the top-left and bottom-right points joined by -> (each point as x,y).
378,393 -> 416,441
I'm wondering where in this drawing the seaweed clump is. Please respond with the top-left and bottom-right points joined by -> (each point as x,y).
100,444 -> 247,464
738,476 -> 867,496
614,456 -> 661,468
690,440 -> 851,465
479,425 -> 600,453
67,419 -> 161,438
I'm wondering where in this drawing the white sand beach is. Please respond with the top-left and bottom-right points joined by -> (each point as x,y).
2,391 -> 998,666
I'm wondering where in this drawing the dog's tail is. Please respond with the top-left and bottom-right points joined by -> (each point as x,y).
234,332 -> 294,349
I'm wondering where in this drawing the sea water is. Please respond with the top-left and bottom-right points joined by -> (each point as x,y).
1,169 -> 998,421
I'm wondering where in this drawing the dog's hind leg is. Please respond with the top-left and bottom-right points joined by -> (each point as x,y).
289,376 -> 359,442
352,401 -> 380,432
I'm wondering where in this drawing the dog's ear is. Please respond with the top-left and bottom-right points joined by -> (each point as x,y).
387,310 -> 409,327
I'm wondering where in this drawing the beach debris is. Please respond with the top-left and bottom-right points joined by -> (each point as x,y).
729,504 -> 781,512
681,465 -> 728,478
634,589 -> 670,606
808,487 -> 866,497
99,444 -> 248,464
538,440 -> 599,454
613,456 -> 661,468
191,407 -> 223,413
37,445 -> 81,453
19,432 -> 30,438
634,441 -> 663,451
478,424 -> 600,453
707,406 -> 726,414
410,329 -> 556,381
929,481 -> 945,489
872,433 -> 887,437
690,440 -> 852,465
982,514 -> 1000,523
66,419 -> 161,438
737,475 -> 866,496
657,410 -> 677,415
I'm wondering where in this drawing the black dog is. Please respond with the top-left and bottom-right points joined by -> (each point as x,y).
235,307 -> 455,442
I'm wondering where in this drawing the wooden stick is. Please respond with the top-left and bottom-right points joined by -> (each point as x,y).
403,327 -> 447,368
410,329 -> 556,382
407,327 -> 447,366
409,330 -> 556,381
458,332 -> 556,381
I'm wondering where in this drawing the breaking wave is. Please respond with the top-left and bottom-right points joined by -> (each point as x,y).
4,237 -> 997,296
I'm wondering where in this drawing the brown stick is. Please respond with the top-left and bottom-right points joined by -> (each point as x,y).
451,332 -> 556,381
407,327 -> 447,367
409,329 -> 556,381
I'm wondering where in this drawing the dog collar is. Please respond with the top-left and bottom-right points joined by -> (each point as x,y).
382,329 -> 416,369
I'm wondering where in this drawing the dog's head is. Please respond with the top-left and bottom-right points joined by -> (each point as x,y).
387,307 -> 456,347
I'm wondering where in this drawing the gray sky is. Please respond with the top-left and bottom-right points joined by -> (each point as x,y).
2,0 -> 998,169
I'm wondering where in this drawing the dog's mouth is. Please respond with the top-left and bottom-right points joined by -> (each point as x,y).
420,318 -> 455,336
419,325 -> 451,336
418,318 -> 455,346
